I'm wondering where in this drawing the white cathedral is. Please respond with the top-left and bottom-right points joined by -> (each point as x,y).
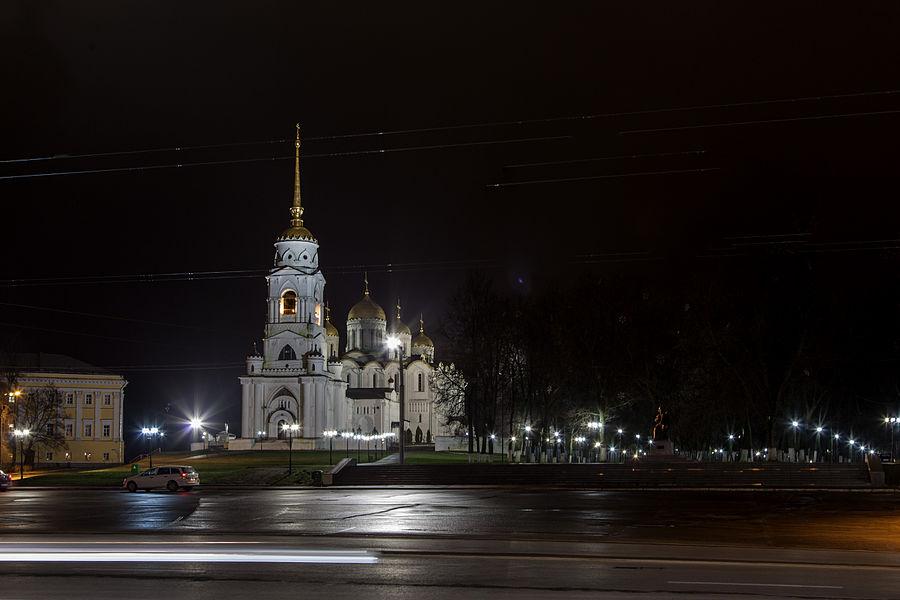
231,127 -> 453,451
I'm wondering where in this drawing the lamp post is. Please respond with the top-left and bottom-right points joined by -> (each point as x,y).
815,427 -> 823,462
385,336 -> 407,465
324,430 -> 337,464
13,428 -> 29,480
832,433 -> 839,462
524,425 -> 532,463
283,423 -> 299,472
141,427 -> 159,468
791,421 -> 800,462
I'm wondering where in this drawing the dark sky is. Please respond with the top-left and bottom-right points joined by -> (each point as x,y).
2,2 -> 899,449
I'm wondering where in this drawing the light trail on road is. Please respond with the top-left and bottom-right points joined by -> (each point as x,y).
0,542 -> 378,564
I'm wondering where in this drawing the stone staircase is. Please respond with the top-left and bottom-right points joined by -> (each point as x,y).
329,461 -> 872,488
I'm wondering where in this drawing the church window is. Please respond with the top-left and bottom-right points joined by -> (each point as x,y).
281,291 -> 297,315
417,373 -> 424,392
346,374 -> 350,384
278,345 -> 297,361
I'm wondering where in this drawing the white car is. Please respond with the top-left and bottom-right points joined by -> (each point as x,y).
123,465 -> 200,492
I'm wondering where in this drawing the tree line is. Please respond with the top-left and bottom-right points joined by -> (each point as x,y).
433,254 -> 899,460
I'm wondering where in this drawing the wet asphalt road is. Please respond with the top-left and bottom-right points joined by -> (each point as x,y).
2,488 -> 900,599
3,487 -> 900,551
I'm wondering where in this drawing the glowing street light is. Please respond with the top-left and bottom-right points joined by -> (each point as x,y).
385,335 -> 408,465
323,430 -> 338,464
282,423 -> 300,472
141,427 -> 159,468
13,428 -> 29,480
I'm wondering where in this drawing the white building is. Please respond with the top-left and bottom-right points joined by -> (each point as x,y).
234,127 -> 451,450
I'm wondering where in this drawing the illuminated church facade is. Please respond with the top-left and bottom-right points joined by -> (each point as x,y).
233,127 -> 451,450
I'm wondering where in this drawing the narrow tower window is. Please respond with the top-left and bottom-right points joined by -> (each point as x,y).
281,291 -> 297,315
278,345 -> 297,361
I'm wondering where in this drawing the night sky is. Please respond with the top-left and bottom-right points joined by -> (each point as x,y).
2,3 -> 899,452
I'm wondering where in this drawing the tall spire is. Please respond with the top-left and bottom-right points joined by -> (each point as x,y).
290,122 -> 304,228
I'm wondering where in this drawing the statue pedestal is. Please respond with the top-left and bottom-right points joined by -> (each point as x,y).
649,439 -> 674,456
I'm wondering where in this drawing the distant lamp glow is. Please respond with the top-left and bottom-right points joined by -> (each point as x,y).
792,421 -> 799,428
816,427 -> 823,433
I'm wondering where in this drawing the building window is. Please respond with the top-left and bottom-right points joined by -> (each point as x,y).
84,422 -> 93,438
103,452 -> 110,461
84,453 -> 92,461
84,393 -> 93,406
281,291 -> 297,315
45,452 -> 53,461
65,392 -> 74,405
103,393 -> 112,406
346,374 -> 350,385
417,373 -> 424,392
46,424 -> 54,436
278,345 -> 297,361
65,423 -> 73,437
102,423 -> 111,437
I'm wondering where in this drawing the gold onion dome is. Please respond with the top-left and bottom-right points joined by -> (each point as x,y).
412,315 -> 434,347
390,299 -> 411,335
348,276 -> 386,320
324,303 -> 339,336
348,294 -> 386,320
325,320 -> 339,336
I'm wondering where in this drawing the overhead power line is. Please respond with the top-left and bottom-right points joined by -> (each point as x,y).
0,135 -> 571,181
2,88 -> 898,165
621,109 -> 900,135
487,167 -> 720,187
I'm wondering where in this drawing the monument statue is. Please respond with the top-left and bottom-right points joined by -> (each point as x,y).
652,406 -> 671,442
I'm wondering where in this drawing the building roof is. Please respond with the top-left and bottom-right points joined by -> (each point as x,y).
0,352 -> 113,375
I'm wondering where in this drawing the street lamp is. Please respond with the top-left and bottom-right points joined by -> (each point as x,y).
141,427 -> 159,468
323,430 -> 338,464
342,431 -> 352,459
524,425 -> 532,462
385,336 -> 407,465
283,423 -> 299,472
13,428 -> 29,480
791,421 -> 800,462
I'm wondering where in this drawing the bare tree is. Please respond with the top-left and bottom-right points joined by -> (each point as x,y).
6,385 -> 68,466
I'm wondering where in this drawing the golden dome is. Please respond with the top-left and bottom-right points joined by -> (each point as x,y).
390,316 -> 411,335
277,225 -> 316,241
412,314 -> 433,347
348,292 -> 386,320
389,299 -> 410,335
325,319 -> 339,336
412,331 -> 433,347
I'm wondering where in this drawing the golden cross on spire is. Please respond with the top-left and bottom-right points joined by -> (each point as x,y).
396,298 -> 402,319
419,313 -> 425,333
364,272 -> 369,295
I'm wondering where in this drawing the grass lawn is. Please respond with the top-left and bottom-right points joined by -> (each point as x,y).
15,449 -> 504,487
